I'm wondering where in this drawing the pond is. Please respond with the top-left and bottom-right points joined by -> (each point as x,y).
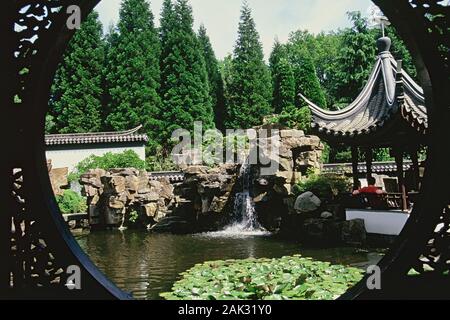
76,231 -> 382,299
76,231 -> 384,300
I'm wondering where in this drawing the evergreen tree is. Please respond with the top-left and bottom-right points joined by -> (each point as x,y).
159,0 -> 214,140
289,30 -> 343,109
219,54 -> 234,121
225,3 -> 272,129
269,40 -> 295,113
105,0 -> 161,152
198,24 -> 226,131
286,42 -> 327,109
330,11 -> 416,104
332,12 -> 377,102
48,12 -> 105,134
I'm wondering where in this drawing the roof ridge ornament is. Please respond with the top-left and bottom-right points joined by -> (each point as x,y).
368,4 -> 391,37
395,60 -> 405,105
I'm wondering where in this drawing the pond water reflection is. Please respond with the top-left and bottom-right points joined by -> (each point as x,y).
76,230 -> 383,300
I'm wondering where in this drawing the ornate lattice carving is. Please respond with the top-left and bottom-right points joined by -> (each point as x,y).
413,205 -> 450,274
13,1 -> 71,105
3,0 -> 130,299
10,169 -> 67,289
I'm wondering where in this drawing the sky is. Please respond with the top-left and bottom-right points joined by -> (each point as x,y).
95,0 -> 374,60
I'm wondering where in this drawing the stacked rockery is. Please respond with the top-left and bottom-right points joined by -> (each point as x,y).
79,169 -> 174,229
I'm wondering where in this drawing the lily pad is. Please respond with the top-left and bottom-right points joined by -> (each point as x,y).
160,255 -> 364,300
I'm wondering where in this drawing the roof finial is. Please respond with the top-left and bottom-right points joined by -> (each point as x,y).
368,4 -> 392,53
377,36 -> 391,53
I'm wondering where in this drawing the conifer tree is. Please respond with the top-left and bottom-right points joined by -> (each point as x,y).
225,3 -> 272,129
198,25 -> 226,131
332,11 -> 376,102
219,54 -> 234,121
105,0 -> 162,151
286,44 -> 327,109
48,12 -> 105,134
159,0 -> 214,140
269,40 -> 295,113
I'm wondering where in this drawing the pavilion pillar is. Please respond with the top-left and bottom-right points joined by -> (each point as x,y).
410,149 -> 420,191
365,148 -> 373,180
395,149 -> 408,211
351,146 -> 360,190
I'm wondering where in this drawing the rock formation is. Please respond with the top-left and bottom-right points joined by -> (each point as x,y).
47,159 -> 69,196
79,164 -> 239,232
252,127 -> 324,231
79,168 -> 174,230
167,164 -> 239,232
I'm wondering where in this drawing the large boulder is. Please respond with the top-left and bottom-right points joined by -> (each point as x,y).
48,167 -> 69,196
341,219 -> 367,246
280,129 -> 304,139
294,192 -> 321,214
302,218 -> 342,246
209,196 -> 228,213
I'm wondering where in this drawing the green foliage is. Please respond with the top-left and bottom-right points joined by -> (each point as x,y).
198,25 -> 226,132
285,38 -> 327,110
129,210 -> 139,224
329,12 -> 416,104
266,105 -> 311,131
56,190 -> 87,214
225,3 -> 273,129
272,61 -> 295,113
219,54 -> 234,122
373,148 -> 394,162
104,0 -> 162,152
321,142 -> 331,163
45,114 -> 56,134
70,150 -> 146,182
146,147 -> 178,171
48,12 -> 105,134
270,40 -> 295,113
385,27 -> 417,79
294,173 -> 352,200
159,0 -> 214,141
288,30 -> 343,109
160,255 -> 363,300
331,12 -> 377,103
267,34 -> 325,131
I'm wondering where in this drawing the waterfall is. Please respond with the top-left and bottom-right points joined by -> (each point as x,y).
228,162 -> 262,231
207,162 -> 269,237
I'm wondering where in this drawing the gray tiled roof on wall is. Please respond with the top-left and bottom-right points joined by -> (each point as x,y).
45,125 -> 148,146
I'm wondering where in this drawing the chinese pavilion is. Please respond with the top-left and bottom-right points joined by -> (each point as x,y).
300,36 -> 428,210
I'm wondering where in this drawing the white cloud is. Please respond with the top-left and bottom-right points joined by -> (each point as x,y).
95,0 -> 373,60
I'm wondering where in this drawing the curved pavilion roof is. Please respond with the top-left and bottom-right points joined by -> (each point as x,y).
300,37 -> 427,147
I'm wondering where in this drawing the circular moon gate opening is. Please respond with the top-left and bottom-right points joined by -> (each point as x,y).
2,0 -> 448,299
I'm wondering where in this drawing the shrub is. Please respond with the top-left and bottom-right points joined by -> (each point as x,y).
56,190 -> 87,214
294,172 -> 352,200
266,106 -> 312,132
69,150 -> 146,182
160,255 -> 363,300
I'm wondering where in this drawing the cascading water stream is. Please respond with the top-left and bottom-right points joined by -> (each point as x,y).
206,161 -> 269,237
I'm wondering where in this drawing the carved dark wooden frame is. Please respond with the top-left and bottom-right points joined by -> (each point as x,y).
0,0 -> 448,300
